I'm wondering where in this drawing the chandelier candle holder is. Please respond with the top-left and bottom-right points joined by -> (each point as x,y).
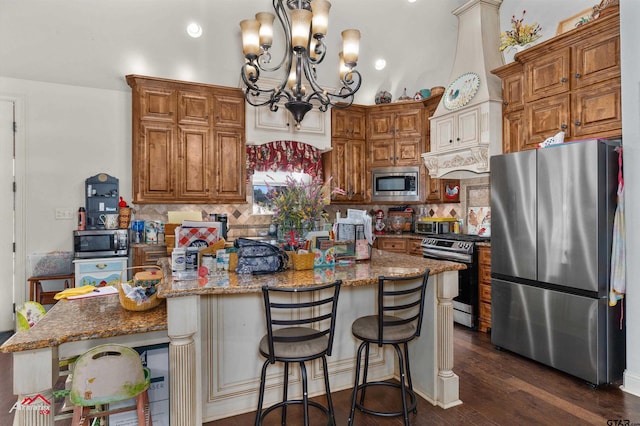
240,0 -> 362,128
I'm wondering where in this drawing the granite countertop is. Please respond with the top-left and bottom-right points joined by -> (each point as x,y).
157,249 -> 465,298
0,294 -> 167,353
1,250 -> 464,354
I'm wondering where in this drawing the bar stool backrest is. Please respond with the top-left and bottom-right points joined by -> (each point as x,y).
377,269 -> 431,345
262,280 -> 342,361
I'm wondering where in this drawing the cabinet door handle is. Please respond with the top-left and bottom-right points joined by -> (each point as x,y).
456,137 -> 460,142
449,139 -> 453,143
96,264 -> 107,269
575,73 -> 581,79
574,121 -> 582,126
561,77 -> 567,83
561,124 -> 568,130
503,101 -> 509,106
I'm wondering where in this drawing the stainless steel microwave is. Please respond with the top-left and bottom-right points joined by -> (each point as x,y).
73,229 -> 129,258
371,166 -> 420,202
415,220 -> 455,235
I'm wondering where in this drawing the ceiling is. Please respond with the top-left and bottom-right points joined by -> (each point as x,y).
0,0 -> 594,105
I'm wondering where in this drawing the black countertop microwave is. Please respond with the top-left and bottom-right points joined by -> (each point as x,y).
371,166 -> 420,203
73,229 -> 129,258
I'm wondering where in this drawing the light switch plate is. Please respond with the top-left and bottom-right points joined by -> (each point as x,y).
55,208 -> 74,220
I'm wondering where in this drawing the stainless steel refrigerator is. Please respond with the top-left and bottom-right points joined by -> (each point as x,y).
490,139 -> 625,385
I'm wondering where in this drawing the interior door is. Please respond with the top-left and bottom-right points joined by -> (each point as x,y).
0,100 -> 15,331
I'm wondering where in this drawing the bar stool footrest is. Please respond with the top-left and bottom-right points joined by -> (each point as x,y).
354,381 -> 417,417
260,399 -> 333,425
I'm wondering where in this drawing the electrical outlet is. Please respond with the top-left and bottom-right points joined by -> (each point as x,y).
55,208 -> 74,220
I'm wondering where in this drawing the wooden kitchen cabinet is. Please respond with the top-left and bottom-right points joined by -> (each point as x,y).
127,75 -> 246,204
367,103 -> 423,168
324,106 -> 367,203
492,6 -> 621,152
478,245 -> 492,333
376,237 -> 407,254
332,107 -> 365,140
407,239 -> 424,256
431,106 -> 480,153
426,178 -> 460,203
373,237 -> 424,257
132,244 -> 168,267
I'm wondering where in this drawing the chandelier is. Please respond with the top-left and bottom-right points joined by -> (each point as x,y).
239,0 -> 362,128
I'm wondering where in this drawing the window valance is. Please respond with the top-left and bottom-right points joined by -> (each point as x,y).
246,141 -> 323,180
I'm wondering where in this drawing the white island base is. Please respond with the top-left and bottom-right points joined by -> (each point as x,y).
168,269 -> 462,424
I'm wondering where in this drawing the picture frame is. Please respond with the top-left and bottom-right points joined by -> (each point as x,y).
556,8 -> 593,35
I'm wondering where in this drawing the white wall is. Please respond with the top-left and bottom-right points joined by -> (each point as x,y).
0,77 -> 132,300
620,0 -> 640,397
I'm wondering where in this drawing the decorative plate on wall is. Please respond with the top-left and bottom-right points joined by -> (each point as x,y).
443,72 -> 480,110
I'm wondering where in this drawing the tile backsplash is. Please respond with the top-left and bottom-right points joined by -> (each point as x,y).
133,176 -> 490,238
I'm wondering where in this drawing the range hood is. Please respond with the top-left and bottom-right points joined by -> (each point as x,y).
422,0 -> 504,178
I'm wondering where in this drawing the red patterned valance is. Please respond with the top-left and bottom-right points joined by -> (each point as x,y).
246,141 -> 323,180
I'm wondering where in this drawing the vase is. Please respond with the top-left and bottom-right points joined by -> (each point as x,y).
513,43 -> 533,54
277,219 -> 312,248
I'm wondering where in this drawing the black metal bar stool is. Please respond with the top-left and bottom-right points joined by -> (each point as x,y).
255,280 -> 342,426
348,269 -> 430,426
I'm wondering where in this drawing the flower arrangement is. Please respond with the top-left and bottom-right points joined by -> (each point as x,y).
267,176 -> 333,230
499,10 -> 542,52
266,176 -> 341,249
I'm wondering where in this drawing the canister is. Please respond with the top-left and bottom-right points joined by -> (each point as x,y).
172,248 -> 186,271
201,254 -> 216,273
218,214 -> 228,239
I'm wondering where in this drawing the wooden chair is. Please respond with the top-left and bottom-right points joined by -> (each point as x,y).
348,269 -> 431,426
63,344 -> 152,425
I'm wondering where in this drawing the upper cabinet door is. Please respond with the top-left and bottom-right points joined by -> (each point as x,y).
525,47 -> 570,102
178,91 -> 211,126
394,109 -> 422,138
331,107 -> 365,140
572,28 -> 620,90
137,121 -> 177,201
367,111 -> 394,140
213,94 -> 244,128
213,129 -> 246,201
139,87 -> 176,122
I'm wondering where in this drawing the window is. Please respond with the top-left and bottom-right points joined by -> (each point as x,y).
252,171 -> 312,215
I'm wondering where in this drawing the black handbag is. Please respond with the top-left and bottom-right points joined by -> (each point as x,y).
233,238 -> 288,275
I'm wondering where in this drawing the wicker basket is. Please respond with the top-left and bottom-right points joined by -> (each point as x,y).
291,252 -> 315,271
118,266 -> 164,312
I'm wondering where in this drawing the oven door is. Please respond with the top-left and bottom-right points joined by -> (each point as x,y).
422,251 -> 477,329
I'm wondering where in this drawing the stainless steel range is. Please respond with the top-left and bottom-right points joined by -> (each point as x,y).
420,234 -> 490,329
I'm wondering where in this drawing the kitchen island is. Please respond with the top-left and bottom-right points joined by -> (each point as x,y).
2,249 -> 464,425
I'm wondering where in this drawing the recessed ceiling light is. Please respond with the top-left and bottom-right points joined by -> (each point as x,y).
408,0 -> 417,3
375,59 -> 387,71
187,22 -> 203,38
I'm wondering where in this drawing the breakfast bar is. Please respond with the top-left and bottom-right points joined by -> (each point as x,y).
2,249 -> 464,425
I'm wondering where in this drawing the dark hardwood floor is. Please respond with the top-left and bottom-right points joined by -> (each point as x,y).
2,326 -> 639,425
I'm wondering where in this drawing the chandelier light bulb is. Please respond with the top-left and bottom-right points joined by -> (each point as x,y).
240,19 -> 261,58
341,29 -> 360,66
310,0 -> 331,38
255,12 -> 275,48
290,8 -> 312,50
239,0 -> 362,126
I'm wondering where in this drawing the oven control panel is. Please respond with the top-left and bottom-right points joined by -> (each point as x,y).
420,238 -> 474,254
